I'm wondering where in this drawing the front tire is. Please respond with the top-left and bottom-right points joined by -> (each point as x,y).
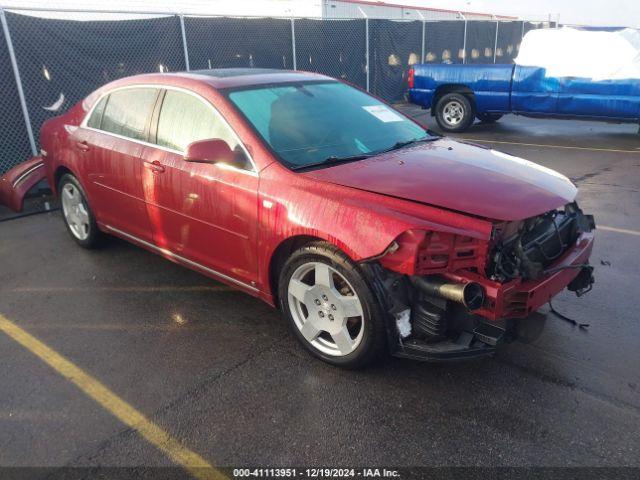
278,242 -> 386,368
434,92 -> 475,132
58,173 -> 103,249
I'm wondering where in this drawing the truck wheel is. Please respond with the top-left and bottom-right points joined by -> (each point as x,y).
477,113 -> 503,123
278,241 -> 386,369
435,93 -> 475,132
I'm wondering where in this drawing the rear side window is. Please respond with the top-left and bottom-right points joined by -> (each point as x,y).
86,95 -> 108,129
156,90 -> 245,158
100,88 -> 159,141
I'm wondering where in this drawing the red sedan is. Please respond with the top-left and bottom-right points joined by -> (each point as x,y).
0,68 -> 595,367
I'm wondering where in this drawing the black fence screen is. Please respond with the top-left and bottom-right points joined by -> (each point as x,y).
185,17 -> 293,70
0,10 -> 541,173
424,21 -> 465,64
6,12 -> 184,157
295,19 -> 367,90
370,19 -> 422,103
466,21 -> 498,64
524,21 -> 544,36
0,23 -> 31,173
496,21 -> 523,63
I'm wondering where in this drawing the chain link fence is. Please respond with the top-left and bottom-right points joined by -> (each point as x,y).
424,21 -> 466,65
0,12 -> 32,174
295,18 -> 368,90
0,7 -> 554,173
495,21 -> 525,63
184,17 -> 293,70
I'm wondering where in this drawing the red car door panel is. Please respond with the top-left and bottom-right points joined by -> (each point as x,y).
79,127 -> 152,241
141,148 -> 258,286
79,87 -> 159,242
142,88 -> 259,287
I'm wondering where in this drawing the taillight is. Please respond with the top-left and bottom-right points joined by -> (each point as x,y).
407,67 -> 415,89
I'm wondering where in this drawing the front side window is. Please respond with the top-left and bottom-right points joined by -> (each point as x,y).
227,81 -> 429,169
156,90 -> 250,169
100,88 -> 159,141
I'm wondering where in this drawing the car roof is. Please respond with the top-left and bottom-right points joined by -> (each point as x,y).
111,68 -> 334,91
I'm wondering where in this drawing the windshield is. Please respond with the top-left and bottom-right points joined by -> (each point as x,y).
227,81 -> 431,169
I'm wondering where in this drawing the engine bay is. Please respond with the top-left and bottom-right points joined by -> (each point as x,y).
488,202 -> 596,282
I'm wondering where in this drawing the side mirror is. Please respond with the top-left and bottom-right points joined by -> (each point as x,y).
184,138 -> 235,164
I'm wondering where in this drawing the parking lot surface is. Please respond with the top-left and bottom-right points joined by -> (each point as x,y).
1,111 -> 639,472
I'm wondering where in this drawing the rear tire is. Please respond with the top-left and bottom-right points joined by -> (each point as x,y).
278,241 -> 386,368
477,113 -> 503,123
58,173 -> 104,249
434,92 -> 475,132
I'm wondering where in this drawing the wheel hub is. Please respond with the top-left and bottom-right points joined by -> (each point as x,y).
443,100 -> 464,126
305,285 -> 344,334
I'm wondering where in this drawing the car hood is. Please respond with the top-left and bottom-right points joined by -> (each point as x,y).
301,138 -> 577,221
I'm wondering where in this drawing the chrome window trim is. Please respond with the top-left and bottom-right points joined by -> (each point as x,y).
79,84 -> 259,176
104,224 -> 259,292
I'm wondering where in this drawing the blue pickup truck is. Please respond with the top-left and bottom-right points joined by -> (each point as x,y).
408,27 -> 640,133
407,63 -> 640,132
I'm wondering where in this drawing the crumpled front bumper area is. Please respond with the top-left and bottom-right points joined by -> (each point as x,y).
445,231 -> 595,321
0,156 -> 46,212
374,230 -> 595,362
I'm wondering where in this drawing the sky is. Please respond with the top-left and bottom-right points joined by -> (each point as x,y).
3,0 -> 638,27
393,0 -> 640,27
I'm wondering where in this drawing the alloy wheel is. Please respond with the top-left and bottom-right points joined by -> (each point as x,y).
287,262 -> 365,357
61,183 -> 90,241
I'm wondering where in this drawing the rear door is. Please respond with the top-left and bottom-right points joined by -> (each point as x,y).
79,87 -> 159,242
140,88 -> 259,288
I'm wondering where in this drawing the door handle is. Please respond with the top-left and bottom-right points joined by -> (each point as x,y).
76,141 -> 90,152
145,160 -> 165,174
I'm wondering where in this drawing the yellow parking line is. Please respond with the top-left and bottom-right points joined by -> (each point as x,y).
599,225 -> 640,237
11,286 -> 234,293
0,313 -> 226,480
459,138 -> 640,154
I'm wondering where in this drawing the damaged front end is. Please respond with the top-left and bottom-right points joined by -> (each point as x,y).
364,202 -> 596,361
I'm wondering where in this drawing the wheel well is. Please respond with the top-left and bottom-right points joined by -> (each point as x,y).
431,85 -> 475,115
269,235 -> 323,308
53,166 -> 73,194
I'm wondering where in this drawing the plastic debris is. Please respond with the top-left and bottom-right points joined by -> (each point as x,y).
395,308 -> 412,338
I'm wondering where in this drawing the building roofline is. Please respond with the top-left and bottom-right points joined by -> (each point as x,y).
329,0 -> 518,20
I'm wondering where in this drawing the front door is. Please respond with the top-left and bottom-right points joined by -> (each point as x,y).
140,89 -> 259,288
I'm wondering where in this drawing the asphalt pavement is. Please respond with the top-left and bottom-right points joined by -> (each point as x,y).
0,111 -> 639,474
